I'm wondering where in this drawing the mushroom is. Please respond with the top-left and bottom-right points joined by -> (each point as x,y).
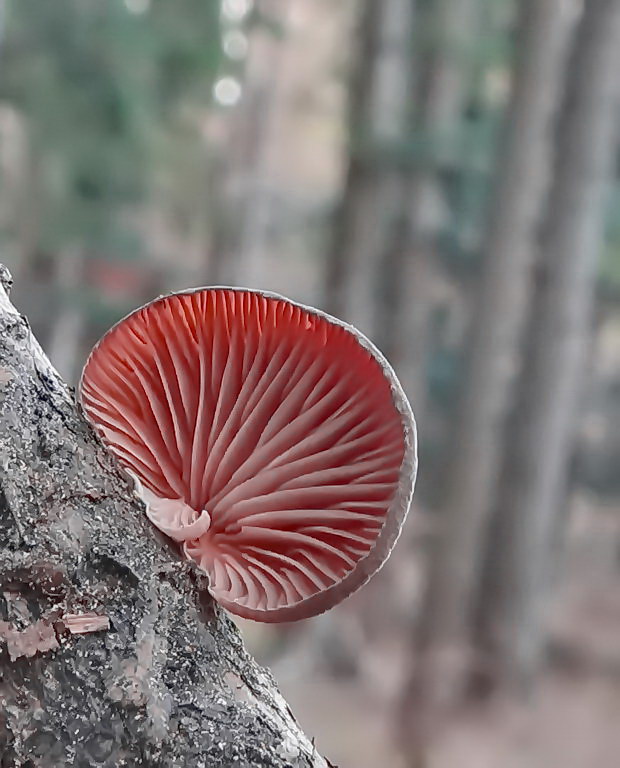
80,288 -> 417,622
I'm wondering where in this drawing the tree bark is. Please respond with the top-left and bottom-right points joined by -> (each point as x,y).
398,0 -> 575,739
478,0 -> 620,691
0,264 -> 330,767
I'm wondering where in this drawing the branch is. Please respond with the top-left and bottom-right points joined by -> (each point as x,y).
0,265 -> 330,767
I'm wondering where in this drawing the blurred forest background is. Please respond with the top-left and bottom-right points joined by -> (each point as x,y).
2,0 -> 620,765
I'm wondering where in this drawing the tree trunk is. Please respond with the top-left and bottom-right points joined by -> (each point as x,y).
209,0 -> 294,288
0,0 -> 5,56
477,0 -> 620,692
399,0 -> 575,744
376,0 -> 479,411
235,0 -> 297,289
46,247 -> 85,384
0,264 -> 330,767
0,111 -> 40,287
324,0 -> 414,339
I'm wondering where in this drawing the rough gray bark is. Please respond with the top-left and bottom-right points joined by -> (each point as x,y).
480,0 -> 620,690
0,265 -> 330,767
408,0 -> 575,710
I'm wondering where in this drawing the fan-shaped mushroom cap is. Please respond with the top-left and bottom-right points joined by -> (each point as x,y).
80,288 -> 417,622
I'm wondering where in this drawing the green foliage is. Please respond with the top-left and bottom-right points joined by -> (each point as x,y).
1,0 -> 223,254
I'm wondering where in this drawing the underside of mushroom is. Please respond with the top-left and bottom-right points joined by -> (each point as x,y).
80,288 -> 417,622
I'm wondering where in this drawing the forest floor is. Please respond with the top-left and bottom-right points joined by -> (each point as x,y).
242,496 -> 620,767
281,667 -> 620,768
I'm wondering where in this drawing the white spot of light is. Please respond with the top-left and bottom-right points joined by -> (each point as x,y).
223,30 -> 249,60
125,0 -> 151,14
221,0 -> 253,22
213,77 -> 242,107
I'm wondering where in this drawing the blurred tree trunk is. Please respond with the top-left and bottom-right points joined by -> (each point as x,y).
14,153 -> 41,286
327,0 -> 479,413
0,111 -> 40,285
46,248 -> 85,384
209,0 -> 294,288
376,0 -> 479,412
324,0 -> 414,339
476,0 -> 620,693
398,0 -> 574,749
318,0 -> 481,688
0,0 -> 5,54
313,0 -> 415,681
235,0 -> 296,289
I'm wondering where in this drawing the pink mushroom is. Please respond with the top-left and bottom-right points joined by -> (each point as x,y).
80,288 -> 417,622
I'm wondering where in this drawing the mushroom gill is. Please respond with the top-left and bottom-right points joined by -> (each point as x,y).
80,288 -> 417,622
